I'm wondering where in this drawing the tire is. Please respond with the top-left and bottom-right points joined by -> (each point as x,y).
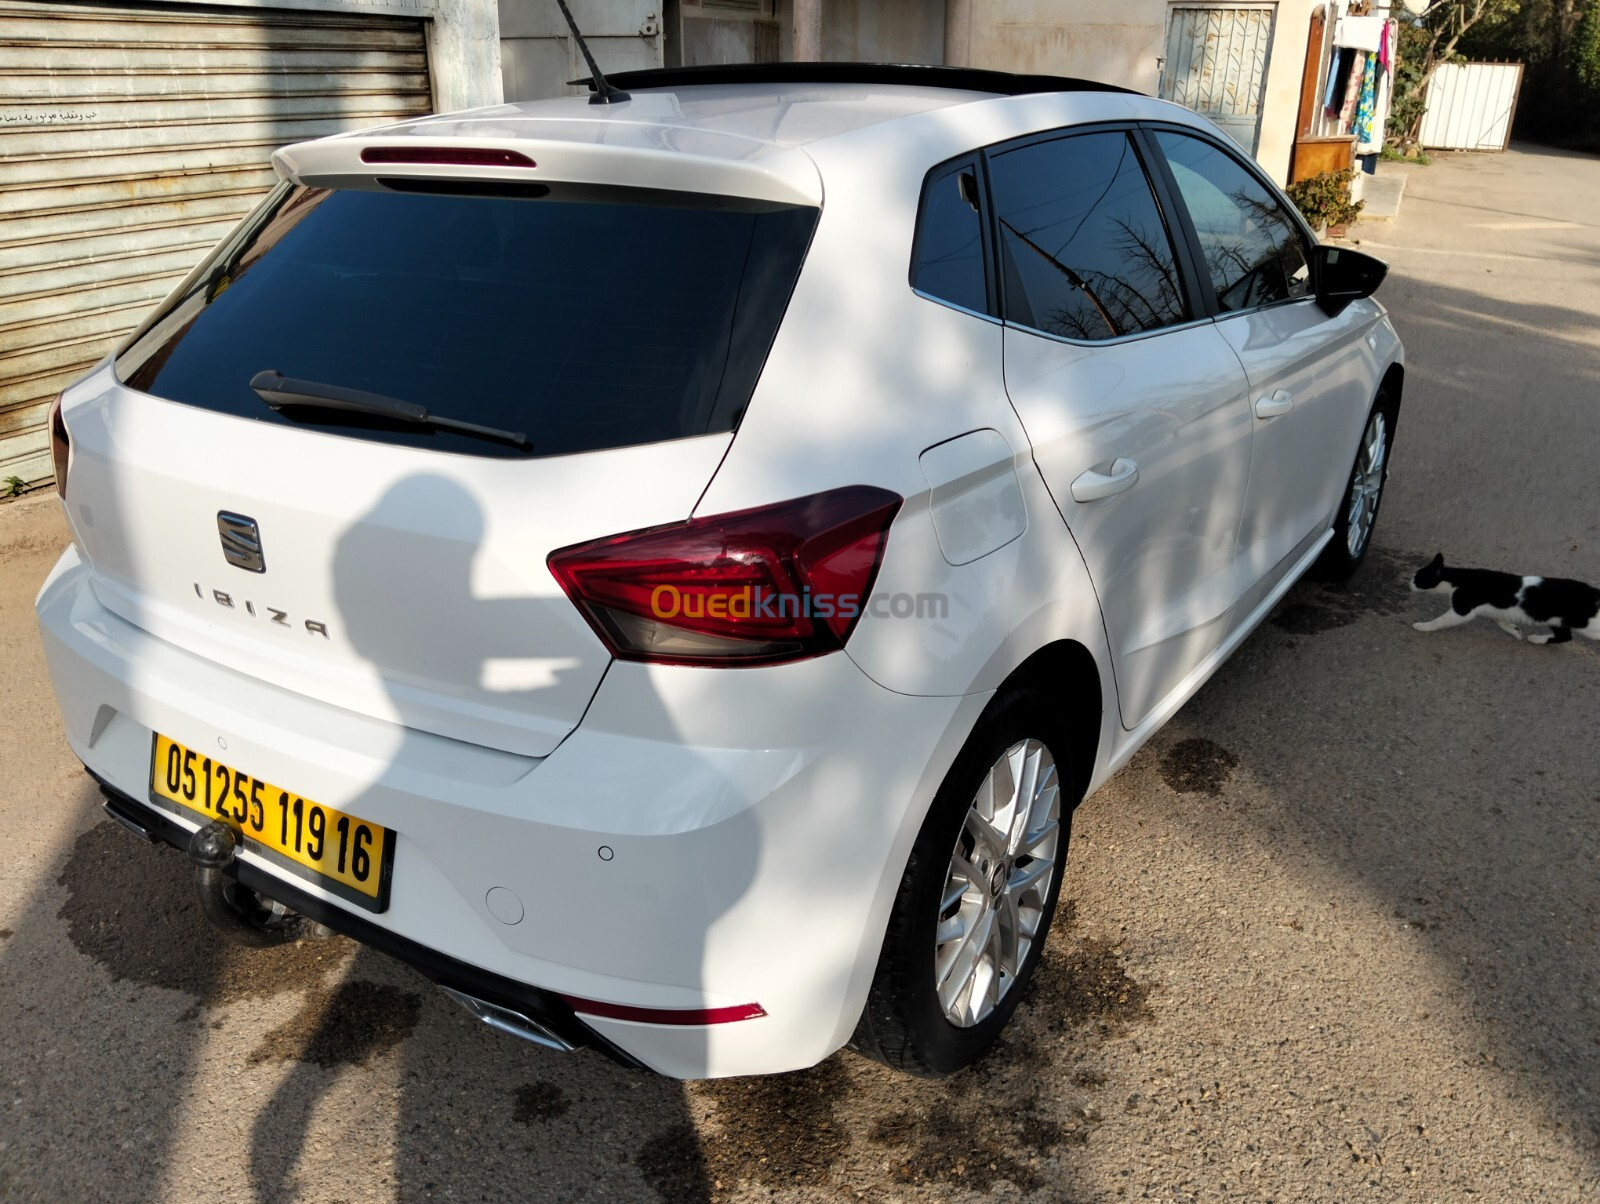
1313,388 -> 1396,580
850,687 -> 1074,1076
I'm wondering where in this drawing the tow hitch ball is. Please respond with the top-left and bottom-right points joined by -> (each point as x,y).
187,822 -> 300,947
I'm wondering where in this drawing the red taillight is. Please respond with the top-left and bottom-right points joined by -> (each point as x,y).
548,486 -> 903,667
359,146 -> 536,168
47,392 -> 69,499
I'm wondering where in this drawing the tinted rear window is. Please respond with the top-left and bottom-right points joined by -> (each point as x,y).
989,131 -> 1188,342
117,183 -> 817,458
911,159 -> 989,314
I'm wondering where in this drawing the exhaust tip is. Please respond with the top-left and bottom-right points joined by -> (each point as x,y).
102,797 -> 158,843
439,986 -> 576,1053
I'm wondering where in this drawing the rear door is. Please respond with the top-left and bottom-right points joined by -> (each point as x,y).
1146,127 -> 1376,620
64,174 -> 816,757
991,128 -> 1254,730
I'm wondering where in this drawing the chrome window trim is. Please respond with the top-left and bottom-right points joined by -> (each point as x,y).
1209,294 -> 1322,328
910,288 -> 1003,326
1000,312 -> 1219,350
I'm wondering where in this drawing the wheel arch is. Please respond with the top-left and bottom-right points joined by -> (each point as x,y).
990,637 -> 1102,811
1379,361 -> 1404,415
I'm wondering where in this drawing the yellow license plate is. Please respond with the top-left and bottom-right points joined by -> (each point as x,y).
149,733 -> 394,912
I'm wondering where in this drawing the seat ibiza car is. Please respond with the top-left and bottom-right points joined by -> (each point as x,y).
36,63 -> 1401,1078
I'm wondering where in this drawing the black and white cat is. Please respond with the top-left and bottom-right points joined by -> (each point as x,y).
1411,553 -> 1600,645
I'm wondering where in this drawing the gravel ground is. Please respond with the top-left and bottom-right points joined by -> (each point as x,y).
2,145 -> 1598,1203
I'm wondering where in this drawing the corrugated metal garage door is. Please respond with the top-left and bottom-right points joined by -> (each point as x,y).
0,0 -> 432,488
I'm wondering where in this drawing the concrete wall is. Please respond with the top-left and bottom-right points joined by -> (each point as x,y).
1253,2 -> 1317,185
499,0 -> 663,99
148,0 -> 503,111
494,0 -> 1320,183
957,0 -> 1318,185
966,0 -> 1165,91
816,0 -> 944,64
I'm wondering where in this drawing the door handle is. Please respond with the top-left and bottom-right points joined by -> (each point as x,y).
1254,391 -> 1295,419
1070,458 -> 1139,502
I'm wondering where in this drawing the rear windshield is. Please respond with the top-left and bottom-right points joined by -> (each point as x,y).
116,182 -> 817,458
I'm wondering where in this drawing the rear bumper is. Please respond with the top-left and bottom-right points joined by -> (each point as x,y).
91,776 -> 644,1067
38,547 -> 987,1077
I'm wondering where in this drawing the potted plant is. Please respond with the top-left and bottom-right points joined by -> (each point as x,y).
1286,168 -> 1365,238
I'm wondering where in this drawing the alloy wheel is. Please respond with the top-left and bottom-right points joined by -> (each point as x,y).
1346,408 -> 1389,559
934,738 -> 1062,1027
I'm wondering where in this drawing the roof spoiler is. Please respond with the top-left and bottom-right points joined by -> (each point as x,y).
571,62 -> 1141,98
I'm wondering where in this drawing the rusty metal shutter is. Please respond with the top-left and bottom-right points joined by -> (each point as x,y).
0,0 -> 431,487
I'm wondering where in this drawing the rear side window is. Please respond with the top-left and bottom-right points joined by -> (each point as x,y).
988,131 -> 1188,342
117,184 -> 817,459
911,159 -> 989,314
1153,130 -> 1311,313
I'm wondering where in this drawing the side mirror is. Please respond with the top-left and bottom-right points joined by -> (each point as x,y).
1313,245 -> 1388,316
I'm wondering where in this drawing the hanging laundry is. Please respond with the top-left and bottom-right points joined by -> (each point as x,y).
1335,15 -> 1385,52
1339,50 -> 1368,132
1323,42 -> 1343,112
1369,54 -> 1393,150
1328,47 -> 1358,118
1354,51 -> 1380,150
1378,19 -> 1394,74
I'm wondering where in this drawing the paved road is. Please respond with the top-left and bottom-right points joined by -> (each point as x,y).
2,146 -> 1597,1204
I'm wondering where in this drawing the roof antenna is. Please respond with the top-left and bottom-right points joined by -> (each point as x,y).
553,0 -> 631,105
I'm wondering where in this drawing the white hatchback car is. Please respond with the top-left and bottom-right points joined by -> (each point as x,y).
37,63 -> 1401,1079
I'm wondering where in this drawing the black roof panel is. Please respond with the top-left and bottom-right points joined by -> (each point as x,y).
573,62 -> 1141,98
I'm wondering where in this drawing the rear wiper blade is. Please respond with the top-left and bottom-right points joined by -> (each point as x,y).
249,370 -> 531,451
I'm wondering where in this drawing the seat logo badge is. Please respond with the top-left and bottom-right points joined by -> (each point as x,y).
217,511 -> 265,573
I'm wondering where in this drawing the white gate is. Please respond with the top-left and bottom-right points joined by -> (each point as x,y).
1159,5 -> 1276,156
1419,61 -> 1523,151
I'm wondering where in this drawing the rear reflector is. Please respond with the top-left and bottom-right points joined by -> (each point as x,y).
47,391 -> 69,499
559,996 -> 767,1025
548,486 -> 902,667
359,146 -> 537,168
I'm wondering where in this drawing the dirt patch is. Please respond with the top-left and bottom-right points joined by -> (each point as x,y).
512,1082 -> 570,1125
857,910 -> 1147,1194
869,1096 -> 1079,1192
247,979 -> 419,1067
1159,738 -> 1240,797
0,928 -> 12,941
1270,545 -> 1417,635
1024,928 -> 1153,1042
58,821 -> 352,1004
635,1124 -> 712,1203
700,1059 -> 851,1189
637,1059 -> 851,1201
